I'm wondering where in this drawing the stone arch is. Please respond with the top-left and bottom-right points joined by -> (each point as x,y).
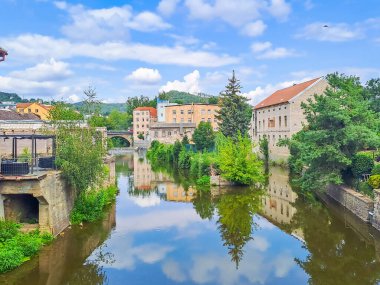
108,135 -> 131,147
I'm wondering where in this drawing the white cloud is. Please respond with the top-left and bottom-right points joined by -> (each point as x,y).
267,0 -> 291,22
158,0 -> 180,16
126,68 -> 162,84
297,18 -> 380,42
160,70 -> 201,94
162,260 -> 187,282
3,34 -> 239,67
129,193 -> 162,207
55,1 -> 171,42
9,58 -> 72,81
184,0 -> 291,36
68,94 -> 81,103
251,41 -> 298,59
241,20 -> 267,37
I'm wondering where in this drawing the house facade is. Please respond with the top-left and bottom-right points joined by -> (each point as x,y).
251,77 -> 329,161
132,107 -> 157,142
164,104 -> 220,131
150,122 -> 196,144
16,102 -> 53,120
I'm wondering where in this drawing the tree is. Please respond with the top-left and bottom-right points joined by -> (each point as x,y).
286,73 -> 379,193
216,71 -> 252,138
192,122 -> 215,151
137,133 -> 144,140
216,133 -> 264,185
364,78 -> 380,115
49,102 -> 84,120
106,110 -> 132,130
83,86 -> 100,116
126,95 -> 156,115
181,135 -> 190,146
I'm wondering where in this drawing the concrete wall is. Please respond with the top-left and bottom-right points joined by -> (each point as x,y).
326,184 -> 374,222
0,171 -> 76,235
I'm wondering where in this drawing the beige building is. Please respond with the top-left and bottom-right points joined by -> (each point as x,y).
150,122 -> 196,144
251,77 -> 329,161
165,104 -> 220,131
133,107 -> 157,142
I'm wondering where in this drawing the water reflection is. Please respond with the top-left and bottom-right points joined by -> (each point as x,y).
4,154 -> 380,285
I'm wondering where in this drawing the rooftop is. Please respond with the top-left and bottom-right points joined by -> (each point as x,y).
134,107 -> 157,117
254,77 -> 322,110
16,102 -> 53,110
0,109 -> 42,120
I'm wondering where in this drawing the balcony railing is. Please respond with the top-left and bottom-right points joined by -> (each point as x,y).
0,155 -> 56,176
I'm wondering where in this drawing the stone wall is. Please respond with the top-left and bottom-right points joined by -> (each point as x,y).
210,175 -> 235,187
372,190 -> 380,231
326,184 -> 374,222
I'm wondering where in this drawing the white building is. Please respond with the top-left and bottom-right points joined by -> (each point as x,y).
156,100 -> 178,123
251,77 -> 329,162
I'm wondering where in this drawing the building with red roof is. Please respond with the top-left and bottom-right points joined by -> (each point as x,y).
133,107 -> 158,142
251,77 -> 328,161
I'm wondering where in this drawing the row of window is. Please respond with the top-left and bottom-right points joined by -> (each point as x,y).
134,111 -> 149,115
258,116 -> 287,129
19,108 -> 39,113
258,106 -> 287,114
258,134 -> 288,146
172,118 -> 216,123
135,118 -> 150,122
172,109 -> 214,115
135,124 -> 149,129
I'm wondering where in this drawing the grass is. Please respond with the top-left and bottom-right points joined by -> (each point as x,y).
0,221 -> 53,273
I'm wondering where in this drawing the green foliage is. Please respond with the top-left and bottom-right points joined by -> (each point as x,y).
216,133 -> 264,185
259,136 -> 269,169
0,92 -> 22,102
368,175 -> 380,189
162,90 -> 217,104
364,78 -> 380,114
216,71 -> 252,138
55,125 -> 106,192
192,122 -> 215,151
178,149 -> 192,169
173,140 -> 183,162
0,221 -> 53,273
147,140 -> 174,164
181,135 -> 190,146
49,102 -> 84,120
286,73 -> 380,192
358,181 -> 374,198
196,175 -> 210,186
372,164 -> 380,175
137,133 -> 144,140
106,110 -> 132,130
352,153 -> 375,177
70,185 -> 118,224
126,95 -> 156,115
19,147 -> 32,163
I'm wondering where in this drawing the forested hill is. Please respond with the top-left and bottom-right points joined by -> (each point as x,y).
0,92 -> 22,102
162,90 -> 218,104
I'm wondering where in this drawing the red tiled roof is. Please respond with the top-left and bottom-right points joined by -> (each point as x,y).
134,107 -> 157,117
254,77 -> 322,110
16,102 -> 53,110
16,103 -> 32,108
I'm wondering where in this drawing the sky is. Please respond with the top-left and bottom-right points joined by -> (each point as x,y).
0,0 -> 379,105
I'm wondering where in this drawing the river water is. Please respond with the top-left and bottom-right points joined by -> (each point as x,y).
2,153 -> 380,285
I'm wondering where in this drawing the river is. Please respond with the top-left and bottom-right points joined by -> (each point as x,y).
2,153 -> 380,285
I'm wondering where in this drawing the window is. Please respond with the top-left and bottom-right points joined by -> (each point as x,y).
208,109 -> 211,114
162,131 -> 166,137
201,118 -> 205,122
136,118 -> 139,122
142,124 -> 144,128
268,109 -> 270,112
35,109 -> 39,113
188,110 -> 192,114
146,124 -> 149,128
284,106 -> 287,109
154,131 -> 158,138
259,121 -> 261,129
172,110 -> 176,114
181,118 -> 184,122
168,131 -> 172,136
28,108 -> 31,113
188,118 -> 191,122
284,116 -> 288,127
214,118 -> 217,122
279,116 -> 281,127
207,118 -> 211,122
279,107 -> 281,110
142,118 -> 144,122
268,118 -> 275,128
180,110 -> 184,114
263,120 -> 265,129
137,124 -> 139,128
273,108 -> 275,111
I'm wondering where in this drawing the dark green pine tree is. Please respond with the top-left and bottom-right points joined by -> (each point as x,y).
216,70 -> 252,138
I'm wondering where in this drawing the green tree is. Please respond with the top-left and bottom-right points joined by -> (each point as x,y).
192,122 -> 215,151
259,136 -> 269,170
181,135 -> 190,146
126,95 -> 156,115
216,133 -> 264,185
106,110 -> 132,130
83,86 -> 101,116
286,73 -> 379,193
216,71 -> 252,138
364,78 -> 380,115
49,102 -> 84,121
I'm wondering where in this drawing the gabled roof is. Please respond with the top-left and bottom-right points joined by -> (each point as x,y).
254,77 -> 322,110
134,107 -> 157,117
16,102 -> 53,110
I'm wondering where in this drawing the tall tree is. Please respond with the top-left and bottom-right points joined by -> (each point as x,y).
216,71 -> 252,138
364,78 -> 380,115
286,73 -> 379,193
192,122 -> 215,151
83,86 -> 100,116
125,95 -> 156,115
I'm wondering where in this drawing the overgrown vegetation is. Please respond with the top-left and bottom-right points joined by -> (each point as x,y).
70,185 -> 118,224
0,221 -> 53,273
284,73 -> 380,194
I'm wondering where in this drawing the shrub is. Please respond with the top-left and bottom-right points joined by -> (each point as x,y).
178,149 -> 192,169
368,175 -> 380,189
357,181 -> 374,198
351,153 -> 374,177
371,164 -> 380,175
70,185 -> 118,224
0,221 -> 20,243
196,175 -> 210,186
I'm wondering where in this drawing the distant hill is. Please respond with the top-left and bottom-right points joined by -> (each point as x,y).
164,90 -> 218,104
72,102 -> 126,115
0,92 -> 22,102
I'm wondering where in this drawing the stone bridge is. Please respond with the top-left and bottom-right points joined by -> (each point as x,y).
107,130 -> 133,146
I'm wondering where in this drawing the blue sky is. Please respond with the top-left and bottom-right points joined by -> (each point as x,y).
0,0 -> 379,104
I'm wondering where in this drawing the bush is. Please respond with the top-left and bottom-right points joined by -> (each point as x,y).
351,153 -> 374,177
196,175 -> 210,186
368,175 -> 380,189
0,221 -> 20,243
0,222 -> 53,273
372,164 -> 380,175
178,149 -> 192,169
70,185 -> 118,224
357,181 -> 374,198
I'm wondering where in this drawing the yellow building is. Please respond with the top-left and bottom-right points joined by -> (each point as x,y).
16,102 -> 53,120
164,104 -> 220,131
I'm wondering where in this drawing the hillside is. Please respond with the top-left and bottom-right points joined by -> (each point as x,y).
72,102 -> 126,115
163,90 -> 218,104
0,92 -> 22,102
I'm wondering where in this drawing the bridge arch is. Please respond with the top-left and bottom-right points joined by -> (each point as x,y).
108,135 -> 131,147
